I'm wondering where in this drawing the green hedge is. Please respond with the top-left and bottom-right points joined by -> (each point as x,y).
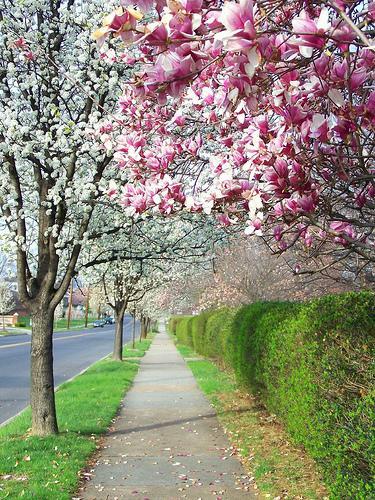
168,316 -> 179,335
14,321 -> 27,327
170,292 -> 375,499
174,316 -> 193,345
19,316 -> 31,327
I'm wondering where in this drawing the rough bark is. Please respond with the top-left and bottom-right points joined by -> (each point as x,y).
140,316 -> 145,340
141,316 -> 150,339
30,304 -> 58,435
132,314 -> 136,349
113,308 -> 125,361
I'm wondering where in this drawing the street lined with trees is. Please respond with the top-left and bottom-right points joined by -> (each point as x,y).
0,0 -> 373,498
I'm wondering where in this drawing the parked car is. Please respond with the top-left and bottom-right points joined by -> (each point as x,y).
93,319 -> 106,328
104,316 -> 115,324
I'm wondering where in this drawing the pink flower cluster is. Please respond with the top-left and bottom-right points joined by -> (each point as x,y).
95,0 -> 374,257
12,37 -> 36,60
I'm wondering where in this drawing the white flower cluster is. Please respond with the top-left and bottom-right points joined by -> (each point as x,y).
0,0 -> 126,279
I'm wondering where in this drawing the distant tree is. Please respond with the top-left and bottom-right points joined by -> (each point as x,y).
89,286 -> 107,320
0,281 -> 15,330
54,300 -> 64,328
84,214 -> 227,359
152,236 -> 355,314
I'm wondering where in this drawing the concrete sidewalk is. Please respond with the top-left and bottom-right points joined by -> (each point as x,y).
80,327 -> 255,499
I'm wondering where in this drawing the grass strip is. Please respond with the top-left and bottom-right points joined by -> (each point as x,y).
0,331 -> 25,337
0,338 -> 153,500
11,317 -> 97,331
54,318 -> 96,330
175,340 -> 328,500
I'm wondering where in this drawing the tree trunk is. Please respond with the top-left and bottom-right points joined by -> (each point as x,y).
113,309 -> 124,361
30,305 -> 58,435
143,317 -> 151,339
143,318 -> 148,339
84,288 -> 90,328
132,313 -> 136,349
67,279 -> 73,329
140,315 -> 145,340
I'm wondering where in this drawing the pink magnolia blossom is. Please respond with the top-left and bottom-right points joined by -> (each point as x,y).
292,8 -> 330,57
144,52 -> 198,96
244,217 -> 262,235
92,7 -> 143,47
14,37 -> 27,48
369,2 -> 375,21
92,0 -> 374,259
217,213 -> 233,226
331,19 -> 357,51
330,221 -> 357,245
216,0 -> 256,52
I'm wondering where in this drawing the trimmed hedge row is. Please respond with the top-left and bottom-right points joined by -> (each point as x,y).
170,292 -> 375,499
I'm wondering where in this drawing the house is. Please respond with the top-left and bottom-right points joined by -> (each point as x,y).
62,287 -> 89,319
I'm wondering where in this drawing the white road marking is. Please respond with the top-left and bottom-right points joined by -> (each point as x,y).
0,332 -> 102,349
0,320 -> 132,349
0,320 -> 131,350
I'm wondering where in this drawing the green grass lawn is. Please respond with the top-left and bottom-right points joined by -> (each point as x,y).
0,329 -> 25,336
0,338 -> 153,499
54,317 -> 97,330
174,343 -> 196,358
11,317 -> 98,331
175,340 -> 328,499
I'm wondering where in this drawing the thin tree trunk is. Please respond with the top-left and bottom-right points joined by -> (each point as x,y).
113,309 -> 124,361
140,315 -> 145,340
143,318 -> 147,339
142,317 -> 150,339
132,313 -> 136,349
67,279 -> 73,329
30,305 -> 58,435
84,287 -> 90,328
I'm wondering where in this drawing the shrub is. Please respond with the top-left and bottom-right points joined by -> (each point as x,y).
175,316 -> 194,346
191,310 -> 212,353
168,316 -> 180,335
172,292 -> 375,498
19,316 -> 30,326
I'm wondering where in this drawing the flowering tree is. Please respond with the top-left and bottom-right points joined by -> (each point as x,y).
100,260 -> 148,360
150,236 -> 356,314
95,0 -> 374,273
0,0 -> 132,435
197,237 -> 354,310
83,213 -> 230,358
89,285 -> 107,319
0,281 -> 15,330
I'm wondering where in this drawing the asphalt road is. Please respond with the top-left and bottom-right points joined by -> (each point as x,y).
0,315 -> 139,426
